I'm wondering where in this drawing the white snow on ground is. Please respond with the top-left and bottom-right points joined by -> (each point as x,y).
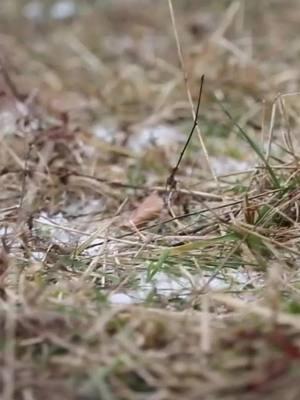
23,1 -> 44,21
33,209 -> 261,305
23,1 -> 77,21
211,156 -> 251,175
50,1 -> 76,20
108,269 -> 261,304
128,124 -> 183,152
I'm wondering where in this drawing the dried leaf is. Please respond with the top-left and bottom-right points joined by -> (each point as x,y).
130,191 -> 164,228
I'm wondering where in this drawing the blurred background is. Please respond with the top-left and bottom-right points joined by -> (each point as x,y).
0,0 -> 300,174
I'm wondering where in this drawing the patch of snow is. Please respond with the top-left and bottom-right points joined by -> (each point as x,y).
0,225 -> 14,237
0,97 -> 35,137
108,268 -> 261,305
92,124 -> 114,142
34,199 -> 109,257
36,212 -> 76,244
81,238 -> 105,257
212,156 -> 251,175
23,1 -> 44,21
31,251 -> 46,261
0,110 -> 18,136
64,198 -> 105,217
128,124 -> 183,152
50,0 -> 76,20
109,293 -> 134,305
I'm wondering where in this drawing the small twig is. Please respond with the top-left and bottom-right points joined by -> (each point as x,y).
166,75 -> 205,190
167,0 -> 217,185
58,171 -> 224,201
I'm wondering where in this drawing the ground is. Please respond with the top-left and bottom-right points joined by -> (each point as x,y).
1,1 -> 300,399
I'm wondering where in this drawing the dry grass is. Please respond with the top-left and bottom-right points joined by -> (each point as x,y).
1,0 -> 300,399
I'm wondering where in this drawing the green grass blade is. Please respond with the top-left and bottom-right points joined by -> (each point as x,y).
219,102 -> 281,188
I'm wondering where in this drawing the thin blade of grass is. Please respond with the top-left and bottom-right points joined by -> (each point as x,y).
219,101 -> 281,188
169,233 -> 237,255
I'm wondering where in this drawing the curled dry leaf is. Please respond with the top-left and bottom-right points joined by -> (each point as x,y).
130,191 -> 164,228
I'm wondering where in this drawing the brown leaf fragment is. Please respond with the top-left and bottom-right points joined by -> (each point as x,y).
130,191 -> 164,228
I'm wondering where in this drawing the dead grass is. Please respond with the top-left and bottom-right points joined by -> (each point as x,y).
1,0 -> 300,399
